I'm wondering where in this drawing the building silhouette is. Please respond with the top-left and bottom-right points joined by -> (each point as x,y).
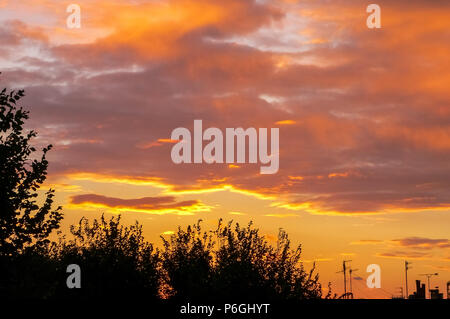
407,279 -> 447,299
430,288 -> 443,299
408,280 -> 426,299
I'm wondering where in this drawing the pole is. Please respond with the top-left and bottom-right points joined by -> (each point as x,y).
337,260 -> 352,299
348,267 -> 358,299
343,261 -> 347,298
405,261 -> 410,298
349,268 -> 353,299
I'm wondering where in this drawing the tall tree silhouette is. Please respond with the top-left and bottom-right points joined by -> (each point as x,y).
0,85 -> 62,257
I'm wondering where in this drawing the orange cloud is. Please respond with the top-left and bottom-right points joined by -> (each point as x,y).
137,138 -> 179,149
390,237 -> 450,250
376,251 -> 432,260
229,211 -> 247,216
69,193 -> 210,215
275,120 -> 296,125
46,0 -> 282,63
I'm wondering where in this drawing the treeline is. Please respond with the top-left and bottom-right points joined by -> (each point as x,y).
0,83 -> 329,300
1,215 -> 329,300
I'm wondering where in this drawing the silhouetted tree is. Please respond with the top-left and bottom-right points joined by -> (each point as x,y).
0,85 -> 63,298
0,85 -> 62,256
162,220 -> 327,301
161,220 -> 215,300
214,220 -> 323,300
51,215 -> 160,300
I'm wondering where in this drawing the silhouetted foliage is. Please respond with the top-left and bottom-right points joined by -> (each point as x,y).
161,220 -> 215,300
2,214 -> 331,300
162,219 -> 327,301
0,85 -> 62,257
0,244 -> 59,299
0,84 -> 63,298
51,215 -> 160,300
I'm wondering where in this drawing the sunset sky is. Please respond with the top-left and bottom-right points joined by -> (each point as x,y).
1,0 -> 449,298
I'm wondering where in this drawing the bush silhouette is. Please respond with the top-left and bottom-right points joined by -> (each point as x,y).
2,213 -> 330,300
162,219 -> 325,301
51,215 -> 160,300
